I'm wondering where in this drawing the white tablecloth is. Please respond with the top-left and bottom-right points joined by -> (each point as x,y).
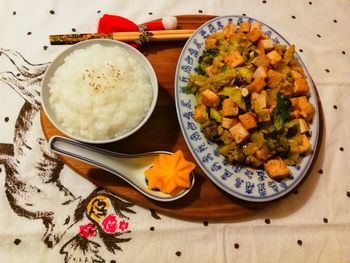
0,0 -> 350,262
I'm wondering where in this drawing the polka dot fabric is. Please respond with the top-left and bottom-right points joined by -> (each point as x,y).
0,1 -> 350,262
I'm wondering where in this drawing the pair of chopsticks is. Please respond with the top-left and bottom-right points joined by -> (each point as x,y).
49,29 -> 195,45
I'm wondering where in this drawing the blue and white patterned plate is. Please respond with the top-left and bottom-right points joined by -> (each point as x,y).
174,16 -> 320,202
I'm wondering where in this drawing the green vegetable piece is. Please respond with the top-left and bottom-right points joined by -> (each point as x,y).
210,108 -> 221,122
219,142 -> 237,156
272,92 -> 292,130
251,131 -> 265,147
217,87 -> 246,111
183,83 -> 197,94
242,143 -> 260,156
245,155 -> 263,168
236,66 -> 254,83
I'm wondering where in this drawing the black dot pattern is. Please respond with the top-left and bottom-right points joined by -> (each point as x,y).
323,218 -> 328,223
14,239 -> 21,245
234,243 -> 239,249
198,10 -> 203,13
72,28 -> 76,32
4,117 -> 9,122
175,251 -> 181,257
262,0 -> 267,3
97,10 -> 101,14
333,105 -> 337,110
264,219 -> 271,224
43,46 -> 48,50
297,240 -> 303,246
203,221 -> 209,226
347,191 -> 350,198
27,32 -> 32,35
309,1 -> 312,5
292,15 -> 296,19
242,13 -> 246,16
299,48 -> 303,53
12,11 -> 16,15
0,167 -> 2,173
317,34 -> 321,38
110,260 -> 116,263
294,190 -> 299,195
150,226 -> 155,231
339,147 -> 344,152
49,10 -> 55,15
148,12 -> 153,15
318,169 -> 323,174
333,19 -> 338,23
342,51 -> 346,55
325,69 -> 330,73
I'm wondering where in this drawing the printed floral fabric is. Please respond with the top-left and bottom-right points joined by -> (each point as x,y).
0,0 -> 350,262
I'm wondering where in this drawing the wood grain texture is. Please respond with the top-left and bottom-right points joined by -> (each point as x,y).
41,15 -> 268,220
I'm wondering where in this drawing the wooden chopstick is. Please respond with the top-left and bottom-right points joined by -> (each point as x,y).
49,29 -> 195,45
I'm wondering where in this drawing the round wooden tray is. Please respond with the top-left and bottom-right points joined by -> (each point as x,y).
41,15 -> 268,220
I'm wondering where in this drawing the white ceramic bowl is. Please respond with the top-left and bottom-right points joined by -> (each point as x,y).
41,39 -> 158,144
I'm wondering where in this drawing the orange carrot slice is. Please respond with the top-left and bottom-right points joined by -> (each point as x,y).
144,150 -> 196,195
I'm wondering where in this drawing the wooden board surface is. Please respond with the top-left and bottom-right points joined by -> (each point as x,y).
41,15 -> 270,220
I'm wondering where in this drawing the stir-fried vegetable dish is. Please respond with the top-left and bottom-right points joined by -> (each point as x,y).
184,21 -> 315,179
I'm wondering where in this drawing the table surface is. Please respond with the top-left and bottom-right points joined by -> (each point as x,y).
0,1 -> 349,262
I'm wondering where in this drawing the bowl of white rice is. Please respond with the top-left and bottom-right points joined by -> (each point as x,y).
41,39 -> 158,144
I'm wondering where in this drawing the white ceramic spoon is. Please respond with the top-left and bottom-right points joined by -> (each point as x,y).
48,136 -> 195,202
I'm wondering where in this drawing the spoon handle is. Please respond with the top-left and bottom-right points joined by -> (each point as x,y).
48,135 -> 194,202
48,136 -> 156,187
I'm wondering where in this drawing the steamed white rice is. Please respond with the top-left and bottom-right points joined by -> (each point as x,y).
48,44 -> 153,140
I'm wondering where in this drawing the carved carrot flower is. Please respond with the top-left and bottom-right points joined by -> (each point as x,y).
144,150 -> 196,195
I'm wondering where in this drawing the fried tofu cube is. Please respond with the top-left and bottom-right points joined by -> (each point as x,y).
251,91 -> 267,111
256,108 -> 271,122
229,122 -> 250,144
239,22 -> 251,33
279,81 -> 294,96
223,23 -> 237,35
253,66 -> 267,80
239,112 -> 258,130
294,78 -> 309,95
223,51 -> 245,68
291,69 -> 303,79
266,70 -> 284,88
221,98 -> 239,116
291,66 -> 305,77
246,77 -> 266,93
221,117 -> 239,129
298,118 -> 309,133
250,21 -> 262,32
201,89 -> 219,108
248,27 -> 263,43
290,96 -> 315,121
298,134 -> 312,153
252,53 -> 270,68
264,157 -> 290,178
255,147 -> 271,161
205,37 -> 217,49
194,104 -> 208,123
266,50 -> 282,66
257,39 -> 274,51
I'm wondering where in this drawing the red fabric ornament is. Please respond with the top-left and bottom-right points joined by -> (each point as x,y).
97,14 -> 166,48
98,15 -> 139,33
